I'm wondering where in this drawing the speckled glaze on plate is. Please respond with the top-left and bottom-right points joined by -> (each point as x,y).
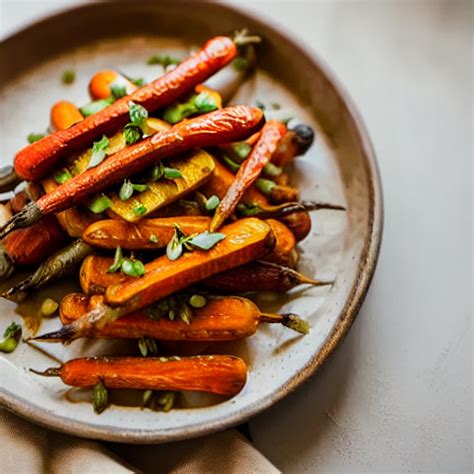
0,1 -> 382,443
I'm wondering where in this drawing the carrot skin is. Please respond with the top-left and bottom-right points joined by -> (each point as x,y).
210,121 -> 287,231
14,36 -> 237,181
105,218 -> 275,310
37,106 -> 264,216
60,293 -> 259,341
59,355 -> 247,396
2,215 -> 66,266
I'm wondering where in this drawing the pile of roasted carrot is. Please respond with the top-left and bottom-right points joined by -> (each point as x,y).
0,33 -> 344,413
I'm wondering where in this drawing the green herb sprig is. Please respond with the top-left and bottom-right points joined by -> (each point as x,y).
87,135 -> 110,169
108,246 -> 146,277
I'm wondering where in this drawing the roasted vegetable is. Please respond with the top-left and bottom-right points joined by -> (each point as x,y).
88,70 -> 136,100
14,36 -> 238,181
271,123 -> 315,167
82,216 -> 211,250
2,239 -> 92,297
31,355 -> 247,396
1,106 -> 264,239
210,121 -> 286,231
202,260 -> 332,293
50,101 -> 83,131
0,166 -> 21,194
59,293 -> 309,339
1,215 -> 66,267
32,218 -> 275,342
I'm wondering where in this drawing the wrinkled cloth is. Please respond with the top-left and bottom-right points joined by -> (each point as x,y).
1,409 -> 279,473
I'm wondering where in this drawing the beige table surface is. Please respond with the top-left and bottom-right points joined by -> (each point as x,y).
1,1 -> 472,472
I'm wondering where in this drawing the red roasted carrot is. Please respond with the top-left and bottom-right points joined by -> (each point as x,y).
0,106 -> 264,239
2,215 -> 66,266
14,36 -> 237,181
31,355 -> 247,396
210,121 -> 286,231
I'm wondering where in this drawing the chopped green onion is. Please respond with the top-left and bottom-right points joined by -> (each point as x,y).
163,167 -> 182,180
236,202 -> 262,217
221,154 -> 241,173
132,183 -> 148,193
255,178 -> 277,195
27,133 -> 45,144
54,169 -> 72,184
233,142 -> 252,160
62,69 -> 75,84
88,194 -> 112,214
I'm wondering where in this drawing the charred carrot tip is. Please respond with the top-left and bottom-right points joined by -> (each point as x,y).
0,202 -> 42,240
28,325 -> 76,344
29,367 -> 61,377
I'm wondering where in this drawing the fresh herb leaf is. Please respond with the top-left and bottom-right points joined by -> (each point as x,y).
80,97 -> 114,117
194,92 -> 218,113
138,338 -> 148,357
147,55 -> 181,67
27,133 -> 45,144
205,195 -> 220,211
108,246 -> 124,273
163,167 -> 182,180
123,123 -> 142,145
92,380 -> 108,414
110,83 -> 127,99
131,260 -> 145,276
88,194 -> 112,214
87,135 -> 110,169
150,163 -> 164,181
62,69 -> 75,84
132,183 -> 148,193
0,322 -> 22,353
178,303 -> 193,325
188,231 -> 225,250
236,202 -> 262,216
133,202 -> 147,216
232,56 -> 249,72
130,77 -> 145,87
157,391 -> 176,412
149,234 -> 159,244
166,225 -> 185,261
128,101 -> 148,126
143,390 -> 153,406
121,258 -> 145,277
54,168 -> 72,184
119,180 -> 134,201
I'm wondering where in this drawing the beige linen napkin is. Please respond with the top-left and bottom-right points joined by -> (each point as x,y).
1,408 -> 279,473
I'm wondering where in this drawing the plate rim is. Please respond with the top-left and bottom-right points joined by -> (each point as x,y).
0,0 -> 383,443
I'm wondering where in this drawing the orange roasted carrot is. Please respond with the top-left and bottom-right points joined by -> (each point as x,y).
82,216 -> 211,250
31,355 -> 247,396
14,36 -> 237,181
88,70 -> 136,100
210,121 -> 286,231
59,293 -> 309,339
50,101 -> 83,131
264,218 -> 297,267
271,124 -> 315,167
33,218 -> 275,343
279,210 -> 312,242
1,106 -> 264,240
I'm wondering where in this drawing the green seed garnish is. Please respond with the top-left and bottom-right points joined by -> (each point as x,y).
189,294 -> 207,309
54,169 -> 72,184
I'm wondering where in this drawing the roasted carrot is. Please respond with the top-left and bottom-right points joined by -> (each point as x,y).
202,260 -> 332,293
88,70 -> 136,100
210,121 -> 286,231
271,123 -> 315,167
50,101 -> 83,131
279,210 -> 312,242
31,355 -> 247,396
14,36 -> 237,181
1,106 -> 264,239
264,219 -> 297,267
59,293 -> 309,339
82,216 -> 211,250
2,215 -> 66,266
33,218 -> 275,342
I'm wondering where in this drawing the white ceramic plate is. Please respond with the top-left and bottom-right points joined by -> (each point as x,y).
0,1 -> 382,443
